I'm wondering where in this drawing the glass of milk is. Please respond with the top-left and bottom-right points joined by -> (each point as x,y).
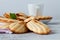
28,4 -> 44,16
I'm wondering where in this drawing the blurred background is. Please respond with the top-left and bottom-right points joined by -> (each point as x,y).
0,0 -> 60,20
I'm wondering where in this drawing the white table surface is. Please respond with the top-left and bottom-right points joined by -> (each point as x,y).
0,19 -> 60,40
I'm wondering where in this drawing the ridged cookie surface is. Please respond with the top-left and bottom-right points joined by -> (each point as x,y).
9,21 -> 28,33
27,20 -> 51,34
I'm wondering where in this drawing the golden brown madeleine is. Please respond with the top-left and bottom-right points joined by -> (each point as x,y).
16,12 -> 28,21
16,16 -> 27,21
24,16 -> 35,23
0,17 -> 19,23
27,16 -> 31,18
35,16 -> 52,21
27,20 -> 51,34
4,12 -> 10,18
9,21 -> 28,34
16,12 -> 27,17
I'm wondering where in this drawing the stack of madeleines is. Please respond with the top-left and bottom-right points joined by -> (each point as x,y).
0,12 -> 52,35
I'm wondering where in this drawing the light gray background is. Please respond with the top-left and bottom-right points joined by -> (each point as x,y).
0,0 -> 60,20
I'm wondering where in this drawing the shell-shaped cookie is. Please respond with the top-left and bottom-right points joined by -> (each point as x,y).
16,12 -> 27,17
27,20 -> 51,34
9,21 -> 28,33
4,12 -> 10,18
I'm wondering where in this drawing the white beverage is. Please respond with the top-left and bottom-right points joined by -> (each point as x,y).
28,4 -> 43,16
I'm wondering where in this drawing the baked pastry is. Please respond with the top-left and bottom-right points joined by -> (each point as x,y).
16,16 -> 27,21
16,12 -> 28,21
26,20 -> 51,34
4,12 -> 10,18
24,16 -> 35,23
0,17 -> 18,23
16,12 -> 27,18
35,16 -> 52,21
9,21 -> 28,33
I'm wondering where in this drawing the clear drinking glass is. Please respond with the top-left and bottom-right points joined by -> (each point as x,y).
28,4 -> 44,16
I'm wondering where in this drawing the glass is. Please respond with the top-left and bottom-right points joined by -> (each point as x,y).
28,4 -> 44,16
